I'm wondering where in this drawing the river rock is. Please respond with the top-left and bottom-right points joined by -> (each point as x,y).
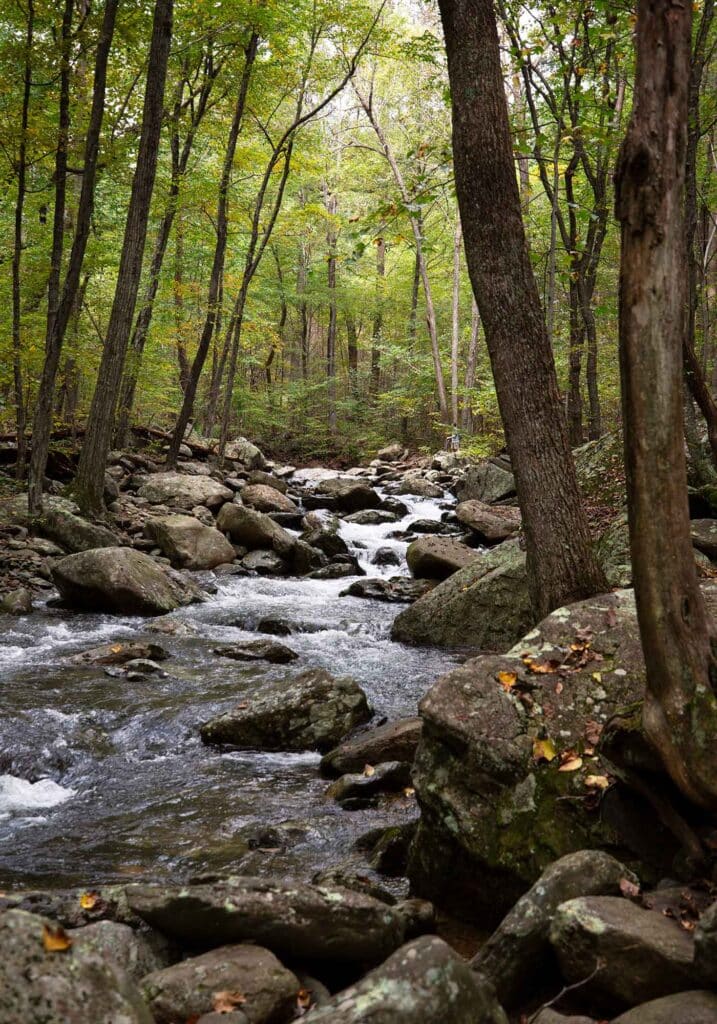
396,474 -> 443,498
406,536 -> 480,580
242,549 -> 289,575
144,514 -> 235,570
693,899 -> 717,982
376,443 -> 405,462
37,506 -> 118,552
200,668 -> 371,751
314,478 -> 381,512
1,586 -> 33,614
320,718 -> 422,777
549,895 -> 696,1010
325,761 -> 412,807
342,577 -> 435,602
240,484 -> 297,514
407,586 -> 717,924
141,944 -> 298,1024
138,473 -> 233,510
391,538 -> 530,649
611,991 -> 717,1023
473,850 -> 638,1007
224,437 -> 266,468
247,470 -> 288,493
371,546 -> 401,567
127,877 -> 404,964
455,462 -> 515,503
690,519 -> 717,559
70,641 -> 167,666
51,547 -> 204,615
300,935 -> 508,1023
343,509 -> 397,526
301,520 -> 349,557
455,499 -> 521,543
213,640 -> 298,664
70,919 -> 171,981
309,562 -> 359,580
0,908 -> 153,1023
217,504 -> 295,556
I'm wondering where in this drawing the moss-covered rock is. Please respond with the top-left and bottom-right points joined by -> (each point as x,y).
574,431 -> 626,510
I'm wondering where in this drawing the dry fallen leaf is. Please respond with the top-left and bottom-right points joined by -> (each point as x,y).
497,670 -> 517,691
79,890 -> 100,910
619,877 -> 641,899
585,774 -> 610,790
558,756 -> 583,772
526,658 -> 562,675
585,719 -> 603,746
403,786 -> 415,798
363,764 -> 375,777
555,681 -> 563,695
42,924 -> 72,952
212,990 -> 247,1013
533,737 -> 557,762
297,988 -> 313,1011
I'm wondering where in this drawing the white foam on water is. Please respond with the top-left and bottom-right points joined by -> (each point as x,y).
0,775 -> 76,813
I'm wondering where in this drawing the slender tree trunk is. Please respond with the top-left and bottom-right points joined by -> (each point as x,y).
370,236 -> 385,398
616,0 -> 717,809
451,218 -> 462,428
174,211 -> 190,392
401,248 -> 421,442
439,0 -> 607,618
566,277 -> 585,446
11,0 -> 34,478
346,314 -> 359,397
167,32 -> 258,464
462,297 -> 480,432
28,0 -> 119,514
326,187 -> 338,434
74,0 -> 173,513
298,240 -> 310,380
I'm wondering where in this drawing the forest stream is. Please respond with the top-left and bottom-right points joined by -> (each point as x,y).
0,483 -> 459,891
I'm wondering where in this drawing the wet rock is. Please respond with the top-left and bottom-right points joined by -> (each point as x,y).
474,850 -> 639,1007
309,562 -> 361,580
326,761 -> 413,806
407,587 -> 717,924
0,907 -> 153,1023
343,509 -> 397,526
213,640 -> 298,664
314,478 -> 382,512
690,519 -> 717,559
217,504 -> 295,557
36,506 -> 118,552
70,641 -> 167,666
71,919 -> 171,981
611,991 -> 717,1024
380,496 -> 409,516
200,668 -> 372,751
140,944 -> 298,1024
376,443 -> 405,462
455,499 -> 520,543
224,437 -> 266,469
240,483 -> 297,514
311,862 -> 398,904
247,470 -> 288,494
342,576 -> 435,603
291,539 -> 328,575
364,823 -> 417,876
1,586 -> 33,614
397,474 -> 443,498
300,935 -> 508,1023
394,898 -> 436,940
52,547 -> 204,615
693,899 -> 717,982
144,514 -> 235,570
407,517 -> 455,534
549,896 -> 696,1010
371,546 -> 401,567
406,536 -> 480,580
392,538 -> 530,649
321,719 -> 422,777
127,876 -> 404,964
257,617 -> 293,636
242,549 -> 290,575
531,1012 -> 596,1024
301,520 -> 349,558
138,473 -> 233,510
455,462 -> 515,503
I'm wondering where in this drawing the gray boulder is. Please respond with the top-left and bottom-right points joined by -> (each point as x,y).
242,549 -> 289,575
343,577 -> 436,603
51,547 -> 203,615
549,895 -> 696,1010
325,761 -> 412,806
455,462 -> 515,503
70,641 -> 167,666
301,935 -> 508,1023
397,474 -> 443,498
611,991 -> 717,1024
314,478 -> 381,512
240,484 -> 297,514
455,499 -> 520,543
140,944 -> 298,1024
1,586 -> 33,614
391,539 -> 530,649
320,718 -> 422,777
343,509 -> 397,525
70,919 -> 171,981
693,899 -> 717,982
216,504 -> 295,556
37,506 -> 118,552
213,640 -> 298,664
0,908 -> 152,1023
690,519 -> 717,559
200,668 -> 371,751
247,470 -> 288,493
127,877 -> 404,964
301,519 -> 349,558
145,514 -> 235,570
138,472 -> 232,509
406,536 -> 480,580
224,437 -> 266,468
376,443 -> 405,462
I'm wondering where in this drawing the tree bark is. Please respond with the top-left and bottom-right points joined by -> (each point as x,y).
462,296 -> 480,432
28,0 -> 119,514
346,315 -> 359,397
326,187 -> 338,434
74,0 -> 173,513
438,0 -> 607,619
615,0 -> 717,809
451,218 -> 462,429
370,236 -> 385,398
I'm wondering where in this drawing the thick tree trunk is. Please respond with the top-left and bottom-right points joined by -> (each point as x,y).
451,218 -> 462,429
28,0 -> 119,515
74,0 -> 173,513
439,0 -> 607,618
615,0 -> 717,809
326,188 -> 338,434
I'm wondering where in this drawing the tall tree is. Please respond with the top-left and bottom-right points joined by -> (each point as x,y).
438,0 -> 607,618
615,0 -> 717,808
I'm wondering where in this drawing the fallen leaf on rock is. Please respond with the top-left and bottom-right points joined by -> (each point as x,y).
533,737 -> 557,762
403,786 -> 415,797
363,764 -> 375,776
497,670 -> 517,691
79,890 -> 100,910
585,719 -> 603,746
620,877 -> 641,899
585,774 -> 609,789
42,924 -> 72,952
297,988 -> 313,1012
558,756 -> 583,772
526,658 -> 562,675
213,990 -> 247,1013
555,681 -> 563,694
592,671 -> 602,683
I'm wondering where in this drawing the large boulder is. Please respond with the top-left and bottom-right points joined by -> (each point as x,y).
315,478 -> 382,512
145,514 -> 235,570
200,668 -> 372,751
396,474 -> 444,498
376,443 -> 405,462
224,437 -> 266,469
455,462 -> 515,503
240,484 -> 297,514
391,539 -> 531,650
127,877 -> 404,964
301,935 -> 508,1024
690,519 -> 717,559
408,584 -> 717,925
320,718 -> 422,777
0,908 -> 152,1023
455,499 -> 521,544
37,506 -> 118,552
51,547 -> 203,615
611,991 -> 717,1024
343,577 -> 436,603
574,431 -> 626,511
141,944 -> 298,1024
406,536 -> 480,580
216,504 -> 295,557
70,919 -> 171,982
138,473 -> 232,510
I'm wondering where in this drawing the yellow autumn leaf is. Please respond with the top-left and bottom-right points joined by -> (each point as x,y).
558,756 -> 583,772
212,990 -> 247,1013
42,924 -> 72,952
363,764 -> 375,777
533,738 -> 557,762
497,670 -> 517,691
79,891 -> 99,910
585,774 -> 609,789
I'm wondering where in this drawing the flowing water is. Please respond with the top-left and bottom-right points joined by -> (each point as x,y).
0,489 -> 461,890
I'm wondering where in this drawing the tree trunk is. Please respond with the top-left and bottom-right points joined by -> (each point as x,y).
174,210 -> 190,392
438,0 -> 607,619
346,314 -> 359,397
462,297 -> 480,432
326,187 -> 338,434
28,0 -> 119,515
370,236 -> 385,398
451,218 -> 462,429
74,0 -> 173,513
615,0 -> 717,809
